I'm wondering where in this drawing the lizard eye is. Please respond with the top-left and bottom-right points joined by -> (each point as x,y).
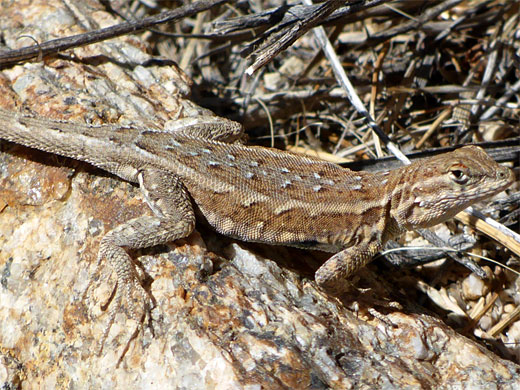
450,168 -> 469,184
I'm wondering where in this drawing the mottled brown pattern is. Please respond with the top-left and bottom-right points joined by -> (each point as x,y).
0,106 -> 514,349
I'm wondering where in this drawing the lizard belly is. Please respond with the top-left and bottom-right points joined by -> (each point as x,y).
192,195 -> 376,254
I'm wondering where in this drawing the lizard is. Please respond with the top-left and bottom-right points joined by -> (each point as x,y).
0,106 -> 514,344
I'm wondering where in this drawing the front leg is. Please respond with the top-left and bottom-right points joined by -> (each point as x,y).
95,168 -> 195,351
315,242 -> 382,295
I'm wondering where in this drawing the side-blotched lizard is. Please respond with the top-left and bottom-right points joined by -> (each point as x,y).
0,106 -> 514,342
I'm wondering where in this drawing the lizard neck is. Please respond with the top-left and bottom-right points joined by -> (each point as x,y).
387,162 -> 446,233
365,169 -> 407,242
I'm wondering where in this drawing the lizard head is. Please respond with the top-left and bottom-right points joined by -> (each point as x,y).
393,145 -> 514,230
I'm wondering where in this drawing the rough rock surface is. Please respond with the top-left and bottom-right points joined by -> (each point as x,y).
0,1 -> 518,389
